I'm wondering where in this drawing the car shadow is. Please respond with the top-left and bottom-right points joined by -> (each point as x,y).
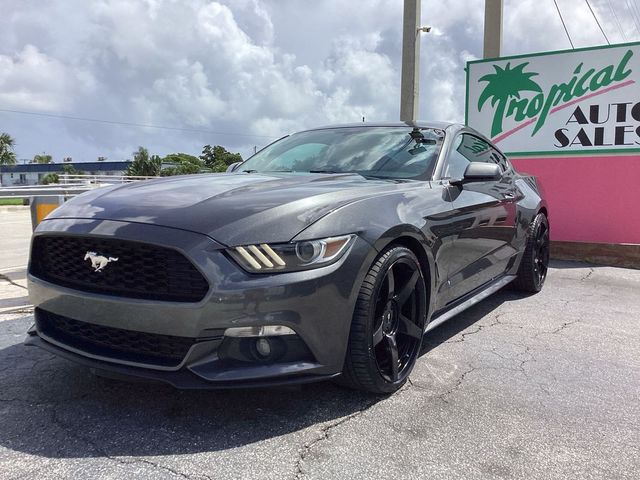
0,289 -> 519,460
547,259 -> 600,270
419,287 -> 522,355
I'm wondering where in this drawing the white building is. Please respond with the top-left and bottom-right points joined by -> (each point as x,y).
0,161 -> 132,186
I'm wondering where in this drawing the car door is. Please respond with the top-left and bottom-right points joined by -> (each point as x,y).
439,133 -> 520,305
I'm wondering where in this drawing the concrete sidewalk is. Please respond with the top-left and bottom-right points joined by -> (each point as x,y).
0,208 -> 31,313
0,207 -> 31,273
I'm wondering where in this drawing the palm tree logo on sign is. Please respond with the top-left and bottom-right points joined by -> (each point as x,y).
478,62 -> 542,138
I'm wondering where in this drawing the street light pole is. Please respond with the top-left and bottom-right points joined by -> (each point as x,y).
400,0 -> 421,123
483,0 -> 503,59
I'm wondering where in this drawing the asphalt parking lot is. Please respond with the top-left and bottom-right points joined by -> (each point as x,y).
1,258 -> 638,480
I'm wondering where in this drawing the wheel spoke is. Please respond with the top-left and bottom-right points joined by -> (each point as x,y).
386,333 -> 399,381
385,267 -> 395,299
372,322 -> 384,346
396,270 -> 419,306
398,313 -> 422,339
540,232 -> 549,263
537,228 -> 548,246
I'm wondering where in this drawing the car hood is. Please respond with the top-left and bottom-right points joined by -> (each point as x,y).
47,173 -> 424,245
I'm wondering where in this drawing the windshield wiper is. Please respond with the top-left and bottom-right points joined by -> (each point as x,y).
243,169 -> 293,173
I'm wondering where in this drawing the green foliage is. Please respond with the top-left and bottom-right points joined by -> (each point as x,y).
42,164 -> 82,183
62,164 -> 85,175
0,132 -> 17,166
41,173 -> 59,185
163,153 -> 200,164
199,145 -> 242,172
126,147 -> 161,177
0,198 -> 24,205
33,154 -> 53,164
159,152 -> 206,177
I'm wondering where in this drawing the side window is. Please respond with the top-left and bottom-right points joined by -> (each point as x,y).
443,134 -> 501,179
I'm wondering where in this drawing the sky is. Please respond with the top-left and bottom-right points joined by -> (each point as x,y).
1,0 -> 638,162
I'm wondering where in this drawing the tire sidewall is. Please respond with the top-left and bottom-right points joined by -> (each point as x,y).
361,246 -> 426,393
527,214 -> 549,292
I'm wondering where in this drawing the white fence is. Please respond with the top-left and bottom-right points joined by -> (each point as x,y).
0,174 -> 157,199
59,174 -> 158,185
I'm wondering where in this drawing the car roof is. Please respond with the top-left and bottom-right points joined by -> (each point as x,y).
298,121 -> 459,133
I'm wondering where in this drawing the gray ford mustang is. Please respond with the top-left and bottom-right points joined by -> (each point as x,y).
26,122 -> 549,393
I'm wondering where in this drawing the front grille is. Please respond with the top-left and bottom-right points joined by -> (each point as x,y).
36,309 -> 196,367
30,235 -> 209,302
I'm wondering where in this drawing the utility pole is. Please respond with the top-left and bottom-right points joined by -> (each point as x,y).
483,0 -> 503,59
400,0 -> 421,123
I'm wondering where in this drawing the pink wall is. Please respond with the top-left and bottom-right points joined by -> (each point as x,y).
511,155 -> 640,244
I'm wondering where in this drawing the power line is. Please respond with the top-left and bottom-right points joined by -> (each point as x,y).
607,0 -> 628,41
584,0 -> 611,44
553,0 -> 575,48
626,0 -> 640,36
628,0 -> 640,36
0,108 -> 275,140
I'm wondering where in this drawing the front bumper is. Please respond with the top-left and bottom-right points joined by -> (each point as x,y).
26,218 -> 374,387
25,330 -> 340,389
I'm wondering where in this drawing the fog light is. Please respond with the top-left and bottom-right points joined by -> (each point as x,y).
255,338 -> 272,357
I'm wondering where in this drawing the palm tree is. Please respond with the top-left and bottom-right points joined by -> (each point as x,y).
33,154 -> 53,164
0,133 -> 17,166
126,146 -> 161,176
478,62 -> 542,137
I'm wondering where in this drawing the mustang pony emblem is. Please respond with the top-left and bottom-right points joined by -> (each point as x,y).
84,251 -> 118,272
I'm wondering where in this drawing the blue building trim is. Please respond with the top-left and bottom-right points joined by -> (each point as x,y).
0,162 -> 131,173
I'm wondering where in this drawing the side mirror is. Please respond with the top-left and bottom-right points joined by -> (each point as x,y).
451,163 -> 501,187
226,162 -> 243,173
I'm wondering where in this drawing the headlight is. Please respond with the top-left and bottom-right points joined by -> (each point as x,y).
227,234 -> 355,273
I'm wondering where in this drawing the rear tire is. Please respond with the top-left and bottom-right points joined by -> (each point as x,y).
511,213 -> 549,293
339,246 -> 427,394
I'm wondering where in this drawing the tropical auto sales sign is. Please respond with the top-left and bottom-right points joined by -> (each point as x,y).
465,42 -> 640,156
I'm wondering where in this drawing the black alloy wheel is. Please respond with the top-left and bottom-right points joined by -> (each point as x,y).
340,246 -> 427,393
512,213 -> 550,293
533,219 -> 550,286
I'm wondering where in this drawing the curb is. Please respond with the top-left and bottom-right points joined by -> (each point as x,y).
551,241 -> 640,269
0,305 -> 33,315
0,205 -> 30,212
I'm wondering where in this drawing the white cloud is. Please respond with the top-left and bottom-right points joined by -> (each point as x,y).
0,0 -> 632,161
0,45 -> 95,111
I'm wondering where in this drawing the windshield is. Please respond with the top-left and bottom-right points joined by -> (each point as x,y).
240,126 -> 445,179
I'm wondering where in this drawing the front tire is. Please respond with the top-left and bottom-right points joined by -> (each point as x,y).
339,246 -> 427,394
512,213 -> 550,293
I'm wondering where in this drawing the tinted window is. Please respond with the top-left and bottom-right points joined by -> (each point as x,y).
443,134 -> 505,179
240,127 -> 445,179
490,149 -> 510,173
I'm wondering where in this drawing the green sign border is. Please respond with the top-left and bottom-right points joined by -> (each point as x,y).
464,40 -> 640,157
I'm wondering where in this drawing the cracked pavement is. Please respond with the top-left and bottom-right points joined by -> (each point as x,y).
0,261 -> 639,479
